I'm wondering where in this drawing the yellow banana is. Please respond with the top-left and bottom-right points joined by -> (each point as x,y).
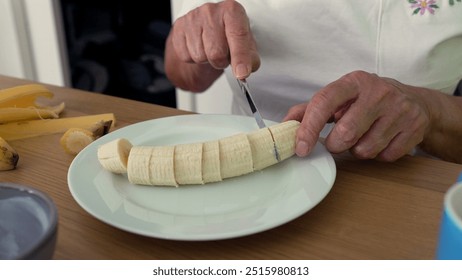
0,84 -> 53,108
97,120 -> 300,186
0,137 -> 19,171
0,113 -> 115,141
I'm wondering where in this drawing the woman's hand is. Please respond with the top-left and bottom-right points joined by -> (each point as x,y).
166,0 -> 260,91
284,71 -> 437,162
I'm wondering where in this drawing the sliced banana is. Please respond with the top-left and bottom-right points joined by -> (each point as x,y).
202,140 -> 222,183
174,143 -> 203,185
247,127 -> 279,170
268,120 -> 299,161
97,138 -> 132,173
97,120 -> 300,186
127,146 -> 152,185
149,145 -> 176,186
219,133 -> 253,179
61,128 -> 95,156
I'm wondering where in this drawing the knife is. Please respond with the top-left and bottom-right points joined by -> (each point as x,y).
237,79 -> 266,129
237,79 -> 281,161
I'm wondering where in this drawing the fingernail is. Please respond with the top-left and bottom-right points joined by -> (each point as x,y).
296,140 -> 310,157
235,64 -> 249,79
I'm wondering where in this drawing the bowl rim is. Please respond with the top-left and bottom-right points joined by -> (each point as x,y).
0,182 -> 58,260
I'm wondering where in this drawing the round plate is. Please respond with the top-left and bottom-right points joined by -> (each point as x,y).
68,114 -> 336,241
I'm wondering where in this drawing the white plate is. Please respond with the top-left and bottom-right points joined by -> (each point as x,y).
68,114 -> 336,241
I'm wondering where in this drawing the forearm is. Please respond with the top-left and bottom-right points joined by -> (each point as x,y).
419,91 -> 462,163
164,34 -> 224,93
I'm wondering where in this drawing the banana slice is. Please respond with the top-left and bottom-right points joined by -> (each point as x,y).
202,140 -> 222,183
97,138 -> 132,173
219,133 -> 253,179
98,120 -> 300,186
268,120 -> 299,161
62,120 -> 113,156
148,146 -> 177,186
127,146 -> 152,185
174,143 -> 203,185
247,127 -> 279,170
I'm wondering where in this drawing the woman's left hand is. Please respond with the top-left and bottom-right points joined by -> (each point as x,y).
284,70 -> 433,162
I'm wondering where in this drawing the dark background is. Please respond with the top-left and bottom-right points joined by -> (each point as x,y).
59,0 -> 175,107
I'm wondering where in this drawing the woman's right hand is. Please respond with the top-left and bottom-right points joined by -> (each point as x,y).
167,0 -> 260,86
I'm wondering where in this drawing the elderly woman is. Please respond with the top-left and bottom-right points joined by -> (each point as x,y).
165,0 -> 462,163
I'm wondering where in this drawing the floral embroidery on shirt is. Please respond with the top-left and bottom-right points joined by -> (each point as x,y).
409,0 -> 460,15
409,0 -> 439,15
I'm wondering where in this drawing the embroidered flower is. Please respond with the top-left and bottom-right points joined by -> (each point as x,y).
409,0 -> 439,15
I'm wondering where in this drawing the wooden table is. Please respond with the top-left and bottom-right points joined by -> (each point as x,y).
1,75 -> 461,260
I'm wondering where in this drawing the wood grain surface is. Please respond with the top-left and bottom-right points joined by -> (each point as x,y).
1,75 -> 461,260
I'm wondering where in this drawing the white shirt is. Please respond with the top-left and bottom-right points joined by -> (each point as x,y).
176,0 -> 462,122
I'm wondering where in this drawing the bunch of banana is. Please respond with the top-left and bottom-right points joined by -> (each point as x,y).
97,120 -> 300,186
0,136 -> 19,171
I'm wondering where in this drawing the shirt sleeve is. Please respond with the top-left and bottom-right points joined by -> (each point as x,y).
172,0 -> 221,21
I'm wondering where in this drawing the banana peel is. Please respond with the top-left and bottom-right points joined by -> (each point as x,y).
0,84 -> 54,108
0,84 -> 117,167
0,137 -> 19,171
0,103 -> 65,124
0,113 -> 116,141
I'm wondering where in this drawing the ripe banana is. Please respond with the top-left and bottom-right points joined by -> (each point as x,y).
175,143 -> 203,185
97,120 -> 300,186
97,138 -> 133,174
60,120 -> 113,155
0,137 -> 19,171
202,140 -> 221,183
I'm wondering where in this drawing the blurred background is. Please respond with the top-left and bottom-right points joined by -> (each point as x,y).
0,0 -> 232,114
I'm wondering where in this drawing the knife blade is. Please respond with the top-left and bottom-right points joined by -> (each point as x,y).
237,79 -> 267,129
237,79 -> 281,161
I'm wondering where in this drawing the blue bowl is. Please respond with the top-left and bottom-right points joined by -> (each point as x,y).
0,183 -> 58,259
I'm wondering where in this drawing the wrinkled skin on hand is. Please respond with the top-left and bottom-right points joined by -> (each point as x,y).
284,71 -> 435,162
166,0 -> 260,91
166,2 -> 462,163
